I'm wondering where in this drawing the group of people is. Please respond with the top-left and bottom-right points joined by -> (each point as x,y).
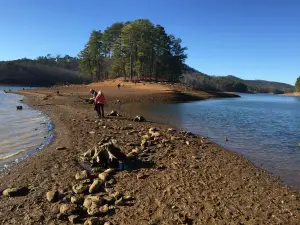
90,89 -> 105,118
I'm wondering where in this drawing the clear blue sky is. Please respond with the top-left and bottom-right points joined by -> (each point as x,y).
0,0 -> 299,84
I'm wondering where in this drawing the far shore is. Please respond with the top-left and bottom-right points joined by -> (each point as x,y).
282,92 -> 300,96
0,80 -> 300,224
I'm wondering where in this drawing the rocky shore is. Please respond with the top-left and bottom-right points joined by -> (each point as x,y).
0,82 -> 300,224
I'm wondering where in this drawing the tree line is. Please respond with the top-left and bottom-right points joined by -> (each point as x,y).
78,19 -> 187,82
296,77 -> 300,92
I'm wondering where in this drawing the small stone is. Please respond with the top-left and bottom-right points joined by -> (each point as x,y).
89,131 -> 95,134
104,222 -> 113,225
68,215 -> 80,224
137,173 -> 147,179
134,115 -> 145,122
89,179 -> 104,194
151,132 -> 161,137
98,172 -> 110,181
84,217 -> 105,225
115,197 -> 124,206
103,168 -> 117,175
3,187 -> 29,197
71,195 -> 84,204
72,183 -> 89,194
59,204 -> 81,216
46,191 -> 58,203
149,127 -> 158,134
123,195 -> 134,201
56,146 -> 67,150
83,195 -> 104,209
111,191 -> 122,199
186,141 -> 190,145
167,128 -> 176,133
56,213 -> 66,220
103,195 -> 114,204
157,144 -> 164,148
75,170 -> 89,180
99,204 -> 109,214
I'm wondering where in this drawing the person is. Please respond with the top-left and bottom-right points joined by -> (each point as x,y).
90,89 -> 97,98
94,90 -> 105,118
117,83 -> 121,90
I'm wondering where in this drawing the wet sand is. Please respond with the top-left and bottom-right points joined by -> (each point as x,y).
0,81 -> 300,224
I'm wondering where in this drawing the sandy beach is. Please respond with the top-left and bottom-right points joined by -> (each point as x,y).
0,81 -> 300,225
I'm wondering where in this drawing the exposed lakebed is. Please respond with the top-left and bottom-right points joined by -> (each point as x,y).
124,93 -> 300,189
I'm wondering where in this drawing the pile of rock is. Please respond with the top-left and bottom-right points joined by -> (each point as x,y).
45,141 -> 132,224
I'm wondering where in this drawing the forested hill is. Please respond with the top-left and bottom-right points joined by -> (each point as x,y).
182,70 -> 294,94
0,57 -> 88,86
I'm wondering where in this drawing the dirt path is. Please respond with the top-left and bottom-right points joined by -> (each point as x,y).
0,82 -> 299,224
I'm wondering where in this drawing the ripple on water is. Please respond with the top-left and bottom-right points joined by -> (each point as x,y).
0,87 -> 54,171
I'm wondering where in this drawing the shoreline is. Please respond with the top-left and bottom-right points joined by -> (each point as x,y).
1,82 -> 300,224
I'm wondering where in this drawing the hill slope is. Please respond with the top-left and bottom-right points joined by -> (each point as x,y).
0,60 -> 88,86
182,69 -> 294,94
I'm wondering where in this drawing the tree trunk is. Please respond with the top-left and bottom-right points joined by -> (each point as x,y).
130,53 -> 133,81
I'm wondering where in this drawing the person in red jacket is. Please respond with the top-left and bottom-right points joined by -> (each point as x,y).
94,90 -> 106,118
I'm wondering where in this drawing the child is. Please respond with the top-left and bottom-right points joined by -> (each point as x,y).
94,90 -> 106,118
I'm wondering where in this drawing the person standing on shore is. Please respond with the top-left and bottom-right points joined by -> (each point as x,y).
94,90 -> 106,118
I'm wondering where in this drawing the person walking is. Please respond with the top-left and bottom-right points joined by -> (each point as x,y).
94,90 -> 106,118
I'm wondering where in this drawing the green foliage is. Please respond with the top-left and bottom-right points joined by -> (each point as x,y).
296,77 -> 300,92
78,19 -> 187,82
182,70 -> 294,94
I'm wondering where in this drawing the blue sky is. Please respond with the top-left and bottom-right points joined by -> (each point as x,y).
0,0 -> 299,84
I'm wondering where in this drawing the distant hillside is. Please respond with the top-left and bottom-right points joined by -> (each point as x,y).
0,58 -> 89,86
182,68 -> 294,94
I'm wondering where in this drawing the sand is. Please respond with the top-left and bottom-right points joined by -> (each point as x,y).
0,81 -> 300,225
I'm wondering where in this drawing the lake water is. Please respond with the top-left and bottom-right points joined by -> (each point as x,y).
0,86 -> 53,171
125,94 -> 300,189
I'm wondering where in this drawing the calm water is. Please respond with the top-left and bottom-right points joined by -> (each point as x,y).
0,86 -> 53,171
125,94 -> 300,189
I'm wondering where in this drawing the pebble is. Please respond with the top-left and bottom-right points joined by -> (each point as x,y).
59,204 -> 81,216
84,217 -> 105,225
99,172 -> 110,181
68,215 -> 80,224
46,191 -> 58,203
89,179 -> 104,194
56,146 -> 67,150
3,187 -> 29,197
75,170 -> 88,180
72,183 -> 89,194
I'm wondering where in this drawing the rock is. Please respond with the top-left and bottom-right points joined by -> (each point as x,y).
89,131 -> 95,134
56,213 -> 66,220
111,191 -> 122,199
115,197 -> 125,206
16,106 -> 23,110
46,191 -> 58,203
151,132 -> 161,137
104,222 -> 113,225
98,172 -> 110,181
123,195 -> 134,201
186,141 -> 190,145
71,195 -> 84,204
157,144 -> 164,148
133,116 -> 145,122
59,204 -> 81,216
68,215 -> 80,224
167,128 -> 176,133
3,187 -> 29,197
72,184 -> 89,194
99,204 -> 109,214
83,195 -> 104,209
136,173 -> 147,179
103,195 -> 114,204
107,110 -> 120,117
89,179 -> 104,194
104,168 -> 117,175
148,127 -> 158,134
84,217 -> 105,225
142,134 -> 150,140
161,139 -> 170,144
75,170 -> 89,180
78,179 -> 92,184
56,146 -> 67,150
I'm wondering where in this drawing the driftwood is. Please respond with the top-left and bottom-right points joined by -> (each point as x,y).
83,142 -> 126,169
